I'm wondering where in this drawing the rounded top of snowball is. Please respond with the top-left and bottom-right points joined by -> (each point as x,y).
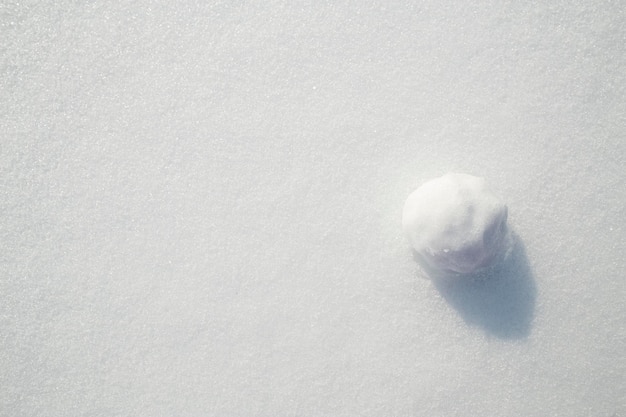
402,173 -> 508,275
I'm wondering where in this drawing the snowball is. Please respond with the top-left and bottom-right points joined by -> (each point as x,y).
402,173 -> 508,275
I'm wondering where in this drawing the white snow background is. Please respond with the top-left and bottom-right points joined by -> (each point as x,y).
1,1 -> 625,416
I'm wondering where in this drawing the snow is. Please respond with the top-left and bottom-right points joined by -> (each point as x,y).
402,173 -> 509,275
1,1 -> 625,417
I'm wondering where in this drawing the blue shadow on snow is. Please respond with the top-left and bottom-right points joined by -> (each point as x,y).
417,232 -> 536,339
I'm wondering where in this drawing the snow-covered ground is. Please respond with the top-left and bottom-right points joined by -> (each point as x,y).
1,1 -> 625,416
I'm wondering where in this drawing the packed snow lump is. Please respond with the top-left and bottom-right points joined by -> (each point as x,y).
402,173 -> 509,275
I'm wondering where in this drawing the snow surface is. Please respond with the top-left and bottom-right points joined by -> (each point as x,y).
402,173 -> 509,275
1,1 -> 625,416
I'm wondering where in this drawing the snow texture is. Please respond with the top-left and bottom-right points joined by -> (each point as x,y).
403,173 -> 509,275
1,1 -> 625,417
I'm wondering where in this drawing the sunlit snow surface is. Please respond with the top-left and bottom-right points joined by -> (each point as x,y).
1,2 -> 625,416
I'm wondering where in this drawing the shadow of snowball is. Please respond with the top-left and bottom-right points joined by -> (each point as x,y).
419,232 -> 536,339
